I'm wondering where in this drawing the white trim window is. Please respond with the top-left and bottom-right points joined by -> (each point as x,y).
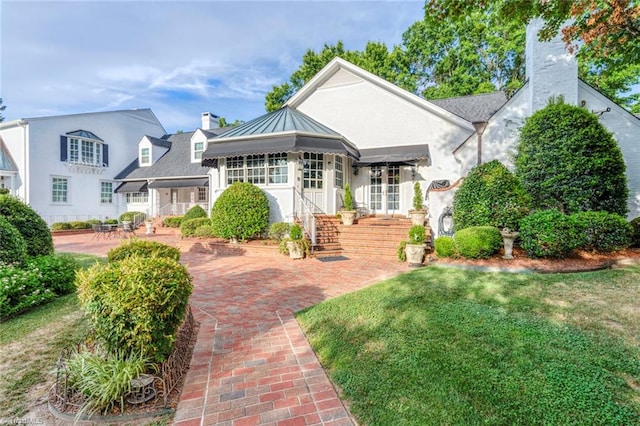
140,147 -> 150,166
125,192 -> 149,203
100,181 -> 113,204
197,187 -> 207,202
334,156 -> 344,188
193,141 -> 205,162
225,153 -> 288,186
52,176 -> 69,204
69,137 -> 103,166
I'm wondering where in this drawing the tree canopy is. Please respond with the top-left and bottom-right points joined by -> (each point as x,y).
265,1 -> 639,112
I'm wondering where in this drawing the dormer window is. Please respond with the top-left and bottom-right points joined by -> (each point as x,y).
60,130 -> 108,168
140,147 -> 150,165
192,141 -> 205,162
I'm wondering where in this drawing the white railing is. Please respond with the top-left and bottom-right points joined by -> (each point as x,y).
294,188 -> 317,247
43,214 -> 108,227
158,202 -> 208,217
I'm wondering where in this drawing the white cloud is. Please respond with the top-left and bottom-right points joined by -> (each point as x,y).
1,0 -> 424,131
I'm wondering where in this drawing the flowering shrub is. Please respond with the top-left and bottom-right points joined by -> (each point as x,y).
0,264 -> 55,318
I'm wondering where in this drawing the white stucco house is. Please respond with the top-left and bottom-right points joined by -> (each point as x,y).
0,109 -> 166,224
200,20 -> 639,237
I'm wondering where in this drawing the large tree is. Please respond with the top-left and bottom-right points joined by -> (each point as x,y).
265,41 -> 416,112
423,0 -> 640,111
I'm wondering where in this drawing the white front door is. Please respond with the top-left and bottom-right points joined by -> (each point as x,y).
302,152 -> 325,213
369,165 -> 400,216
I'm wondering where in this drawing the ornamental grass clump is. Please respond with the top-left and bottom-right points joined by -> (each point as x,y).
211,182 -> 270,241
76,254 -> 193,362
107,239 -> 181,263
453,226 -> 502,259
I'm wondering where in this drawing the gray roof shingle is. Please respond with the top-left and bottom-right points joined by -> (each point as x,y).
430,92 -> 507,122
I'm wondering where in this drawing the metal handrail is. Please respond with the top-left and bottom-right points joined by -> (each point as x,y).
158,202 -> 208,217
294,188 -> 317,247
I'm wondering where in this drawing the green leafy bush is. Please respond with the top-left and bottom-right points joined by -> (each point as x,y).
396,240 -> 407,262
76,255 -> 193,361
119,211 -> 146,222
26,254 -> 80,295
181,217 -> 212,237
289,223 -> 303,240
107,240 -> 181,263
104,218 -> 118,225
412,181 -> 424,211
519,209 -> 582,258
453,160 -> 530,231
193,225 -> 215,238
67,346 -> 150,417
268,222 -> 291,242
183,205 -> 207,221
68,221 -> 91,230
162,216 -> 183,228
0,194 -> 53,257
211,182 -> 270,241
279,224 -> 311,257
571,211 -> 632,253
408,225 -> 427,244
515,99 -> 628,216
631,217 -> 640,248
343,183 -> 354,210
0,216 -> 27,265
453,226 -> 502,259
0,264 -> 54,318
434,236 -> 456,258
51,222 -> 72,231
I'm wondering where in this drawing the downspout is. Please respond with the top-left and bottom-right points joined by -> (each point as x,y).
472,121 -> 488,166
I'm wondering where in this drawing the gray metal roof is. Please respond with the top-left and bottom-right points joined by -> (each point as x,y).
430,92 -> 507,123
147,135 -> 172,148
215,106 -> 341,139
66,129 -> 103,141
116,131 -> 210,180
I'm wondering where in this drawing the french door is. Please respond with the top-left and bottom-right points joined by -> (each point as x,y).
302,153 -> 325,212
369,166 -> 400,215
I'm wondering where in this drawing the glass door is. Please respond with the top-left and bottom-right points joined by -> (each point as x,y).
302,153 -> 325,212
369,166 -> 400,216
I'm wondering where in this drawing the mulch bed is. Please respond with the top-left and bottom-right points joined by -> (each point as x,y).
429,247 -> 640,273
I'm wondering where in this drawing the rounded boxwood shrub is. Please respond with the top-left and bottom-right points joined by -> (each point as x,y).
629,217 -> 640,248
0,216 -> 27,265
211,182 -> 269,241
519,209 -> 582,258
26,254 -> 80,295
193,225 -> 215,238
76,255 -> 193,361
515,99 -> 628,216
162,216 -> 183,228
183,205 -> 207,221
107,240 -> 181,263
571,211 -> 632,253
434,236 -> 456,258
119,211 -> 146,222
68,221 -> 91,230
453,226 -> 502,259
453,160 -> 530,232
181,217 -> 212,237
0,194 -> 53,257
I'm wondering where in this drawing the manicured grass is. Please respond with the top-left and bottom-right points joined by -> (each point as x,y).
0,253 -> 103,418
297,266 -> 640,425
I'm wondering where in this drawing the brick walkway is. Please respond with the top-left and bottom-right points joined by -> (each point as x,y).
54,228 -> 409,425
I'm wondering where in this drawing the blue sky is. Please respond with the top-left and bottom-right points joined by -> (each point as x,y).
1,1 -> 424,133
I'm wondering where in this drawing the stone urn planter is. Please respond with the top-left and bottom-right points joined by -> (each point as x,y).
500,228 -> 520,259
286,241 -> 305,259
340,210 -> 357,226
145,221 -> 154,235
408,210 -> 427,226
405,243 -> 426,267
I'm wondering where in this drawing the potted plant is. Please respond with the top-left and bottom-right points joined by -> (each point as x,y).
281,224 -> 311,259
408,181 -> 427,225
340,183 -> 357,226
402,224 -> 427,267
145,219 -> 155,235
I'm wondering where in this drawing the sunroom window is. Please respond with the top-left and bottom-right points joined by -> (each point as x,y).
225,153 -> 288,186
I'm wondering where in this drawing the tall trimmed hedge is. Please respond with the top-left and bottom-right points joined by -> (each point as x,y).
211,182 -> 269,241
514,99 -> 628,216
0,216 -> 27,265
0,194 -> 53,257
572,211 -> 632,253
453,160 -> 530,232
519,209 -> 582,258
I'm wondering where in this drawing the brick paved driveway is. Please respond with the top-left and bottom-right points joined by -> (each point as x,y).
54,230 -> 408,425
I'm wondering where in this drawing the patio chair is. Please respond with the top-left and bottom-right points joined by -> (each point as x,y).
118,221 -> 136,238
91,224 -> 113,240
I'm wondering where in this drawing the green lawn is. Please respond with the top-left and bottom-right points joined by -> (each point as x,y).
0,253 -> 103,418
296,265 -> 640,425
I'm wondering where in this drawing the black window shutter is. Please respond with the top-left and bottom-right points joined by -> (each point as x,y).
60,136 -> 67,161
103,144 -> 109,166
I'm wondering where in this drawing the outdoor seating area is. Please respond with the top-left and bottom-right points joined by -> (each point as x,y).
91,223 -> 136,240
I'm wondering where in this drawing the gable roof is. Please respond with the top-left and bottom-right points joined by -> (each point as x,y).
430,92 -> 507,123
66,129 -> 104,141
0,136 -> 18,172
146,135 -> 172,149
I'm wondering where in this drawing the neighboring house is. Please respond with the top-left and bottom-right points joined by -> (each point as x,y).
0,109 -> 166,224
201,20 -> 640,236
115,113 -> 229,217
